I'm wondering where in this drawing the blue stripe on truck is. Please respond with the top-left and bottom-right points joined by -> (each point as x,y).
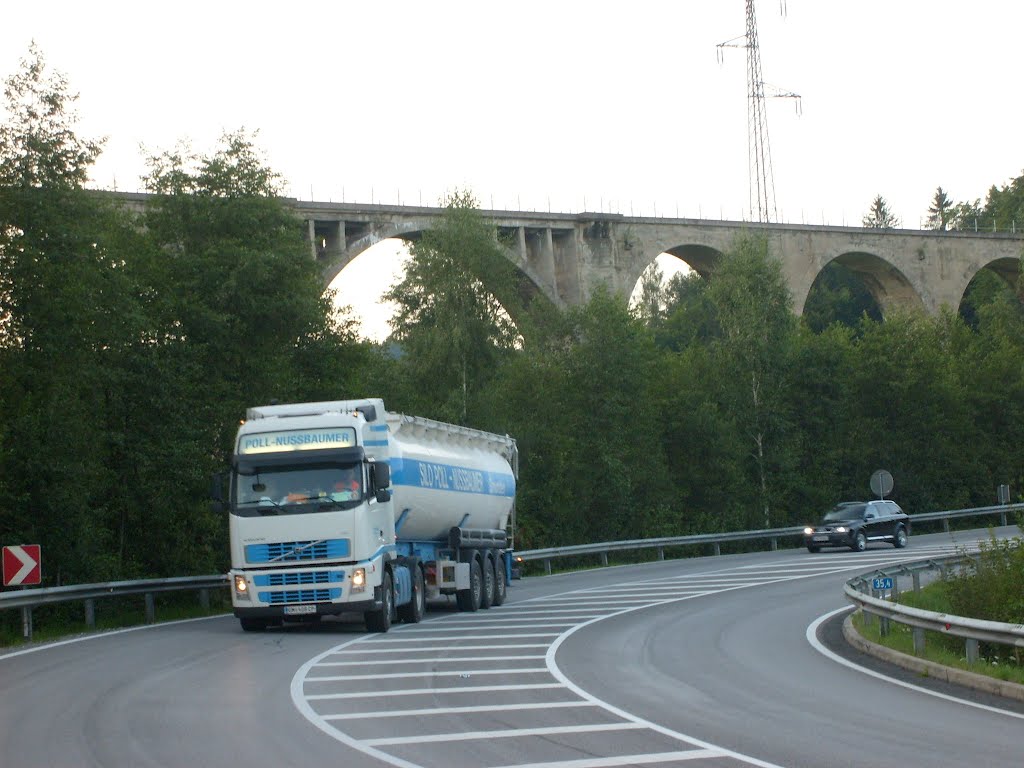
388,457 -> 515,497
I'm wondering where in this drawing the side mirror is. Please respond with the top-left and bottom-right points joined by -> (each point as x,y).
372,462 -> 391,490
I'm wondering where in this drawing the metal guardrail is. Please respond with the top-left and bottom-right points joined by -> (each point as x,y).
0,575 -> 228,641
2,502 -> 1020,642
845,553 -> 1024,662
515,503 -> 1024,574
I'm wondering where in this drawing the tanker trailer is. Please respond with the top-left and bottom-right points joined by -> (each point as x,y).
213,398 -> 517,633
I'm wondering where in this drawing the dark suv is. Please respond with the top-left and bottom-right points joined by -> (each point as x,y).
803,500 -> 910,553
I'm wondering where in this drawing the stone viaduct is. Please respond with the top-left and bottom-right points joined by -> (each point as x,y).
297,199 -> 1022,317
114,193 -> 1024,316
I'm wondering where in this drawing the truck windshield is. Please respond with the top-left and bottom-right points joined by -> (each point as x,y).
233,463 -> 363,515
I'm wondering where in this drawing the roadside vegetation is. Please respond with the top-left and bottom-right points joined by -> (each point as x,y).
2,46 -> 1023,644
853,527 -> 1024,687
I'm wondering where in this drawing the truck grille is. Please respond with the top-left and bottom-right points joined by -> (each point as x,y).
254,570 -> 344,586
245,538 -> 350,563
260,588 -> 342,604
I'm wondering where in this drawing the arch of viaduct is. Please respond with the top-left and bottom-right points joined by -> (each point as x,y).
298,199 -> 1024,317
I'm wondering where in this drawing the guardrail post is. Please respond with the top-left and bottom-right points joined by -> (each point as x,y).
145,592 -> 155,623
862,608 -> 873,628
600,552 -> 608,567
770,537 -> 778,551
943,519 -> 950,533
199,589 -> 210,610
1000,510 -> 1007,527
657,547 -> 664,561
544,559 -> 551,575
21,606 -> 33,640
880,615 -> 890,636
912,627 -> 926,655
85,598 -> 96,628
912,572 -> 921,592
713,543 -> 721,556
965,638 -> 979,664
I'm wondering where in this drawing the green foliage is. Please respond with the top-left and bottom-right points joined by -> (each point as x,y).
926,186 -> 954,230
383,189 -> 522,423
944,532 -> 1024,624
862,195 -> 900,228
801,261 -> 883,333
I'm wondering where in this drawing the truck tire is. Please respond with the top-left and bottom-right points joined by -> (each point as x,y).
398,565 -> 425,624
239,617 -> 268,632
365,571 -> 394,632
456,559 -> 482,612
492,555 -> 507,606
480,554 -> 496,610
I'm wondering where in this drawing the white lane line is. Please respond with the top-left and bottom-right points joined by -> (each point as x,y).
807,606 -> 1024,721
306,667 -> 547,682
315,655 -> 546,666
322,701 -> 599,721
400,622 -> 596,630
364,722 -> 649,746
349,632 -> 562,643
489,749 -> 728,767
331,643 -> 551,653
306,683 -> 566,700
541,602 -> 789,768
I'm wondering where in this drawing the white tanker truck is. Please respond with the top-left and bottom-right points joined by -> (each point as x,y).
212,398 -> 518,632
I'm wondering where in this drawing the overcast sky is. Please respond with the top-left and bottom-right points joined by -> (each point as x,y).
4,1 -> 1022,338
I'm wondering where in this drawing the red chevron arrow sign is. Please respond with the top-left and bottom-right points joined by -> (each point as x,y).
3,545 -> 41,586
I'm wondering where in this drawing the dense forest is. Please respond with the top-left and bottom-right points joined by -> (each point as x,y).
1,47 -> 1022,588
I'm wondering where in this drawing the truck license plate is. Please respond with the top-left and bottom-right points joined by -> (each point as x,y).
284,604 -> 317,616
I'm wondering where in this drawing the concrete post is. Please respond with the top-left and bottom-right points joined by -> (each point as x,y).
307,219 -> 316,259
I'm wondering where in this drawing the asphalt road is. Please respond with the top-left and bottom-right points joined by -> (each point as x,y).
2,526 -> 1021,768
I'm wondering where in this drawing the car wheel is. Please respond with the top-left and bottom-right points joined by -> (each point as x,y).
806,545 -> 820,553
851,531 -> 867,552
893,526 -> 908,549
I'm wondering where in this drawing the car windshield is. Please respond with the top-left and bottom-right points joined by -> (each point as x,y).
823,502 -> 866,522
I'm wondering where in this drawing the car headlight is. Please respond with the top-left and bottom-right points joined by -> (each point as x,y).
803,527 -> 814,535
835,526 -> 847,533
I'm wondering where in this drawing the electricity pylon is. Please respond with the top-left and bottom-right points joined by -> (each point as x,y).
718,0 -> 800,223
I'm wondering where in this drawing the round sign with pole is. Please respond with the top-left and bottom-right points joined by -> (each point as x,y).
870,469 -> 894,499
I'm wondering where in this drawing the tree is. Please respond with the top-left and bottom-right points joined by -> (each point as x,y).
861,195 -> 901,228
926,186 -> 954,230
383,189 -> 521,424
0,42 -> 104,189
705,234 -> 797,529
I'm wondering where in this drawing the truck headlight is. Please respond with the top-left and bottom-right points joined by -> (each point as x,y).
234,575 -> 250,600
351,567 -> 366,593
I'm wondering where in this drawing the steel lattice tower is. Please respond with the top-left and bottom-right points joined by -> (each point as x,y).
745,0 -> 775,223
719,1 -> 799,223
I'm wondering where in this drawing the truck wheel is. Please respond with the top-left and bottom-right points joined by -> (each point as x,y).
492,556 -> 507,607
893,526 -> 908,549
456,559 -> 482,612
365,571 -> 394,632
239,618 -> 267,632
480,555 -> 496,609
398,566 -> 425,624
